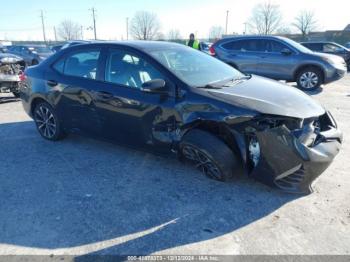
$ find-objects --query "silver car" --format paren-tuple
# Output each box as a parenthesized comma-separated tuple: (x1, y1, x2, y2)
(211, 36, 347, 91)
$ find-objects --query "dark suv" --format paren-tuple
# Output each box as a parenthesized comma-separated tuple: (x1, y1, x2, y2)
(211, 36, 347, 91)
(300, 41, 350, 70)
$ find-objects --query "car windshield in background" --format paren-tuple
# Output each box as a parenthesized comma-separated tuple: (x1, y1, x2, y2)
(29, 46, 52, 53)
(283, 38, 313, 53)
(149, 47, 244, 88)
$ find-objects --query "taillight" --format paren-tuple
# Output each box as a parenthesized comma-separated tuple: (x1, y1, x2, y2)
(209, 46, 216, 56)
(19, 72, 27, 82)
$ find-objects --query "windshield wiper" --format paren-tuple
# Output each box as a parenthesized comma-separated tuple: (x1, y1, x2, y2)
(195, 84, 222, 89)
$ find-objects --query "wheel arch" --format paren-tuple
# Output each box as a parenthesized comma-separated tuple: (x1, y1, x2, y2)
(30, 96, 51, 116)
(180, 120, 246, 169)
(293, 64, 325, 83)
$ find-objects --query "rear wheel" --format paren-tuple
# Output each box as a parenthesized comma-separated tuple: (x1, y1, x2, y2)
(296, 67, 323, 91)
(179, 129, 239, 182)
(33, 102, 65, 141)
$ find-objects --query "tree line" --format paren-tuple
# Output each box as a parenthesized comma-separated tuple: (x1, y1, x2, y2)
(56, 2, 317, 41)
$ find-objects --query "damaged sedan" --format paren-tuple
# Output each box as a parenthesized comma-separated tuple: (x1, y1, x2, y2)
(0, 52, 26, 97)
(19, 41, 342, 194)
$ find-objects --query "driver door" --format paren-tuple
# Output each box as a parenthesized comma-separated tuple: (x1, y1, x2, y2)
(92, 47, 177, 152)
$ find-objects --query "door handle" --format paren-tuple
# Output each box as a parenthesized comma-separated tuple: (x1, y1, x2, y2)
(47, 80, 58, 87)
(96, 91, 113, 99)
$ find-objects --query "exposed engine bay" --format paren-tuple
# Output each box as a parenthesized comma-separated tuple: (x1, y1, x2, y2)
(0, 54, 25, 96)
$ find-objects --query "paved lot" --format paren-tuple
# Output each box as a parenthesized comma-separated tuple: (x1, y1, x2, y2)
(0, 75, 349, 257)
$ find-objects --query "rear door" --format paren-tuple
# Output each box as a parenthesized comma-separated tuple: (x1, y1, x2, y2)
(256, 39, 297, 80)
(219, 39, 260, 74)
(46, 47, 105, 136)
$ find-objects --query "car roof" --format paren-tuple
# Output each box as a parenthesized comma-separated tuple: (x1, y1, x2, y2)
(215, 35, 292, 44)
(300, 41, 336, 44)
(66, 40, 185, 51)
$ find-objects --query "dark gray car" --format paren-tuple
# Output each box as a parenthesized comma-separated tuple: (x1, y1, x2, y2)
(300, 41, 350, 70)
(7, 45, 53, 66)
(212, 36, 347, 91)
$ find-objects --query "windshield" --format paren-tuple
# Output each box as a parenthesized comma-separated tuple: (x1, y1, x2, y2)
(29, 46, 52, 53)
(149, 46, 244, 87)
(282, 38, 313, 53)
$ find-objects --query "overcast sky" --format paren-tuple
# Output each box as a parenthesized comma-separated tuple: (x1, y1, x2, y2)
(0, 0, 349, 41)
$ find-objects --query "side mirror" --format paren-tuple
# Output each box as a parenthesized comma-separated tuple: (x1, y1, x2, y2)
(141, 79, 167, 93)
(281, 48, 292, 55)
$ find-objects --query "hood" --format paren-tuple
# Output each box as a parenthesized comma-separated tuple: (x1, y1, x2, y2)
(312, 52, 346, 63)
(207, 75, 325, 119)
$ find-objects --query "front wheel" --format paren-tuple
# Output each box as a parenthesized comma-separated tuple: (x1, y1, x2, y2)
(296, 67, 323, 91)
(33, 102, 65, 141)
(179, 129, 239, 182)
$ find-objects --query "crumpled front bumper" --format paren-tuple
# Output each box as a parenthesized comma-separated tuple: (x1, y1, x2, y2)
(249, 113, 342, 194)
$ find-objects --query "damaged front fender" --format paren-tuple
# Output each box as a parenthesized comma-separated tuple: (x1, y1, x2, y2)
(249, 119, 342, 194)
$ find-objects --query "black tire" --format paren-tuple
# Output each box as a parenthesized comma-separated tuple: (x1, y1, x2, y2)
(33, 102, 65, 141)
(32, 59, 39, 65)
(296, 67, 323, 91)
(12, 92, 20, 98)
(179, 129, 239, 182)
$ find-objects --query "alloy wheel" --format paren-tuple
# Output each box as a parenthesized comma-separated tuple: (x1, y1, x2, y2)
(182, 145, 222, 180)
(299, 72, 319, 89)
(34, 105, 57, 139)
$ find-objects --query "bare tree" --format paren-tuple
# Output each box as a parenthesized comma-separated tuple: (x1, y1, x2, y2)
(57, 20, 81, 41)
(293, 10, 317, 37)
(209, 26, 224, 40)
(167, 29, 182, 40)
(130, 11, 161, 40)
(248, 1, 282, 35)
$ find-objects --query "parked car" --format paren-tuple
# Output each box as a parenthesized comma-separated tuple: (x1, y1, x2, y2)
(20, 41, 342, 194)
(199, 41, 212, 54)
(0, 52, 26, 97)
(0, 47, 8, 53)
(7, 45, 53, 66)
(211, 36, 347, 91)
(300, 41, 350, 70)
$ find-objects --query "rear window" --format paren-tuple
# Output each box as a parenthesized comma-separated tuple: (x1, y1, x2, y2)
(53, 50, 100, 79)
(222, 39, 266, 52)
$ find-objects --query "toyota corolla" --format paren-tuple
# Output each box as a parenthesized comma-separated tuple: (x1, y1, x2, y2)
(19, 41, 343, 194)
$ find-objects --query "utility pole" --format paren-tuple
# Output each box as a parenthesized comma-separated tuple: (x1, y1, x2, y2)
(81, 25, 84, 40)
(244, 22, 248, 35)
(53, 26, 57, 42)
(90, 7, 97, 40)
(40, 10, 47, 43)
(225, 10, 229, 35)
(126, 17, 129, 40)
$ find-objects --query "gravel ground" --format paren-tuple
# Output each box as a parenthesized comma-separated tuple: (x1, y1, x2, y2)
(0, 75, 349, 258)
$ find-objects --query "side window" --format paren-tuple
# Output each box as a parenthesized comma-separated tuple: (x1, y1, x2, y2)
(222, 39, 266, 52)
(222, 40, 244, 51)
(53, 50, 101, 79)
(105, 49, 164, 89)
(324, 44, 343, 53)
(267, 40, 288, 53)
(244, 40, 267, 52)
